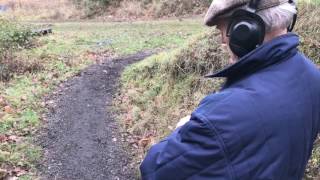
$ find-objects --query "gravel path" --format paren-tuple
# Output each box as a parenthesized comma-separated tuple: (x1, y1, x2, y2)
(38, 51, 154, 180)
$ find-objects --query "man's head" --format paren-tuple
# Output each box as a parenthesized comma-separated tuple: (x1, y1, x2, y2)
(204, 0, 297, 64)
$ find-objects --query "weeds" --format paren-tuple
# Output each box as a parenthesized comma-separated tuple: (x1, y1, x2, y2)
(119, 30, 227, 145)
(0, 0, 81, 21)
(0, 18, 36, 81)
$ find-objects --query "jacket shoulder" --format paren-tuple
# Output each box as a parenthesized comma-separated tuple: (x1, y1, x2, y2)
(195, 88, 255, 121)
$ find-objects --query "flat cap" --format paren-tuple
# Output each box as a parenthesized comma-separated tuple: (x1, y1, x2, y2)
(204, 0, 289, 26)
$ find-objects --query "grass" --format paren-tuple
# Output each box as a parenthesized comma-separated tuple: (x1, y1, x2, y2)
(0, 18, 204, 179)
(0, 0, 210, 21)
(0, 0, 81, 21)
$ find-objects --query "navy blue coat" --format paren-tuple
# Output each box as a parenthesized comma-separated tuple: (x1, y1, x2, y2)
(140, 33, 320, 180)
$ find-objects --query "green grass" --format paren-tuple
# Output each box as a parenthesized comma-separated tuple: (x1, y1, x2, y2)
(28, 19, 204, 56)
(0, 18, 204, 179)
(119, 30, 225, 138)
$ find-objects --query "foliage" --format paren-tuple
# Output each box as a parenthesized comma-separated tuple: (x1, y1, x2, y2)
(73, 0, 122, 17)
(119, 30, 227, 144)
(295, 3, 320, 65)
(0, 19, 33, 51)
(0, 19, 35, 81)
(151, 0, 211, 17)
(71, 0, 211, 18)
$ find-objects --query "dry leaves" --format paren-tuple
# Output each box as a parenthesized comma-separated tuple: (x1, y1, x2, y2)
(0, 169, 8, 179)
(4, 106, 14, 114)
(0, 134, 21, 143)
(20, 95, 27, 102)
(0, 112, 5, 120)
(0, 96, 6, 107)
(138, 137, 153, 148)
(0, 167, 28, 180)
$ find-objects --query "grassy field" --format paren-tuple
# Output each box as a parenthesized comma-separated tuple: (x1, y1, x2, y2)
(0, 19, 204, 179)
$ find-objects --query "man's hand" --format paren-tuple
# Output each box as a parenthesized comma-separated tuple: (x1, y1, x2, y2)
(176, 115, 191, 129)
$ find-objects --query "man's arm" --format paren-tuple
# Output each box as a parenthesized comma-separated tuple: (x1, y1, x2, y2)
(140, 113, 228, 180)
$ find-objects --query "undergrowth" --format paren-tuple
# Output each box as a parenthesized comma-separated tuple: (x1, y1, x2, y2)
(0, 0, 212, 20)
(0, 18, 38, 81)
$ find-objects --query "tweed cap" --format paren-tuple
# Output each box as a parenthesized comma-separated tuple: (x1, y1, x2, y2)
(204, 0, 289, 26)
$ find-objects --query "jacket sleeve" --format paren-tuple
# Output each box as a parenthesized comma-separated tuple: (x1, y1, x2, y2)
(140, 113, 227, 180)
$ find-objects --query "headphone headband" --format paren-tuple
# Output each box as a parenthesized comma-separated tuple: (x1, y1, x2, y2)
(248, 0, 262, 11)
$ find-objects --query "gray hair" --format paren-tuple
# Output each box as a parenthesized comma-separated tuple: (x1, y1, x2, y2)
(257, 2, 297, 32)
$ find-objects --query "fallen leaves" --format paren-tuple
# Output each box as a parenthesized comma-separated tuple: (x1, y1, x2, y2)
(12, 167, 27, 177)
(125, 132, 156, 150)
(20, 95, 27, 102)
(0, 112, 5, 119)
(0, 96, 6, 107)
(4, 106, 14, 114)
(0, 169, 7, 179)
(138, 137, 155, 148)
(0, 96, 15, 115)
(0, 134, 32, 179)
(0, 166, 28, 180)
(0, 134, 22, 144)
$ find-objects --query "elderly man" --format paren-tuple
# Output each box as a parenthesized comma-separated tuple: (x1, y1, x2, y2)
(140, 0, 320, 179)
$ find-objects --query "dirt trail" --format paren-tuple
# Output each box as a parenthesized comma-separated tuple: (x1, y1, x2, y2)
(38, 51, 154, 180)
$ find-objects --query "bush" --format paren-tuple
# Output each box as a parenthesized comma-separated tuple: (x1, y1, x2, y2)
(112, 0, 212, 19)
(153, 0, 211, 17)
(0, 18, 37, 81)
(0, 19, 33, 51)
(73, 0, 122, 17)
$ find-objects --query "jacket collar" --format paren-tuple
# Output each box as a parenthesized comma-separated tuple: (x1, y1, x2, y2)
(206, 33, 299, 80)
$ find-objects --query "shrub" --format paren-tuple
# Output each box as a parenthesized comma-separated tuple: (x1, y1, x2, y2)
(153, 0, 211, 17)
(73, 0, 122, 17)
(113, 0, 212, 19)
(0, 18, 38, 81)
(0, 18, 33, 51)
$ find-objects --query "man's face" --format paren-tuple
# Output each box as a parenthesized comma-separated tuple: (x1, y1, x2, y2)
(215, 18, 238, 64)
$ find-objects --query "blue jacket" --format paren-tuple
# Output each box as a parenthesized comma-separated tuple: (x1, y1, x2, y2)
(140, 33, 320, 180)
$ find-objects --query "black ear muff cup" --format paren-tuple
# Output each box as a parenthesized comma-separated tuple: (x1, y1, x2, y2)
(227, 9, 266, 58)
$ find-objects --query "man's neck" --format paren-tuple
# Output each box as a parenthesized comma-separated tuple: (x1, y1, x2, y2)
(264, 29, 288, 43)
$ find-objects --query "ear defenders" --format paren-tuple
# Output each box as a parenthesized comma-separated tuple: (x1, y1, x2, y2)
(227, 0, 297, 58)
